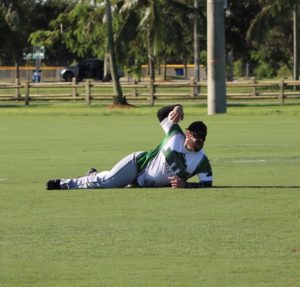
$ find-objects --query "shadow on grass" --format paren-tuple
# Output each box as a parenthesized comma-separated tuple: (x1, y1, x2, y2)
(0, 103, 52, 108)
(214, 185, 300, 189)
(227, 102, 300, 107)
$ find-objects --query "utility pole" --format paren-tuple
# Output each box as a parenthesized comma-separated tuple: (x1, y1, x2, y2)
(293, 2, 300, 84)
(194, 0, 200, 96)
(207, 0, 227, 114)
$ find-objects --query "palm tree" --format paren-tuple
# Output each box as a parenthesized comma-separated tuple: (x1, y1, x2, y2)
(293, 1, 299, 81)
(120, 0, 195, 82)
(104, 0, 127, 104)
(194, 0, 200, 91)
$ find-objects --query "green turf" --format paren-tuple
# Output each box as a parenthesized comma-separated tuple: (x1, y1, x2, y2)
(0, 103, 300, 286)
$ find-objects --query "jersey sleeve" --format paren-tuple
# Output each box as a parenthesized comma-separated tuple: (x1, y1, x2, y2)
(160, 118, 184, 135)
(184, 154, 213, 188)
(160, 117, 173, 134)
(196, 155, 213, 182)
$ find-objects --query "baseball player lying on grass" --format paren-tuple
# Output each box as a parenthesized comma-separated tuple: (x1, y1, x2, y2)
(46, 104, 213, 190)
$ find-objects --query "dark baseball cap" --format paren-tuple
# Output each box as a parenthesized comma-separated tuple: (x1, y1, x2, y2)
(186, 121, 207, 139)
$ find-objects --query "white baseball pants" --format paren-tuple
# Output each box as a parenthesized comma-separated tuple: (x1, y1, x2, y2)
(60, 152, 143, 189)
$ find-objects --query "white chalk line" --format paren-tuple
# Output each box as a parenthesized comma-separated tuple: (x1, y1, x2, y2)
(214, 157, 300, 163)
(233, 159, 266, 163)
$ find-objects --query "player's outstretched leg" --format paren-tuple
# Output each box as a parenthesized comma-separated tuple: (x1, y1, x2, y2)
(45, 152, 143, 190)
(46, 168, 97, 190)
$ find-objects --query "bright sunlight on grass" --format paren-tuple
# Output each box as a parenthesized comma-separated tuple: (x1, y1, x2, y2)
(0, 103, 299, 286)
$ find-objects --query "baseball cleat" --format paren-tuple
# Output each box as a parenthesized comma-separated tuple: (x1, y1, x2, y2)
(46, 179, 61, 190)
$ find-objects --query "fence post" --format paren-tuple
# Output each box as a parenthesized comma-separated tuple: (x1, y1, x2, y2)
(85, 80, 91, 105)
(24, 81, 30, 105)
(190, 77, 196, 98)
(251, 77, 257, 97)
(149, 79, 154, 106)
(132, 78, 138, 97)
(15, 78, 20, 100)
(279, 78, 285, 104)
(72, 77, 78, 98)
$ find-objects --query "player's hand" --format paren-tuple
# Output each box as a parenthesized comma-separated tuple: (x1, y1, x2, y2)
(168, 176, 185, 188)
(168, 106, 184, 123)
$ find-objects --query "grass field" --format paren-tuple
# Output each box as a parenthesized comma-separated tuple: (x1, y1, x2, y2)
(0, 103, 300, 287)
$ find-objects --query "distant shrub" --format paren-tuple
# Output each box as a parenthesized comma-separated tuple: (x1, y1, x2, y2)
(233, 59, 244, 78)
(253, 62, 276, 79)
(276, 65, 292, 79)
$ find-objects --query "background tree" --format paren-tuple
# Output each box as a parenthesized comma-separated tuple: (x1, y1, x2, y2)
(0, 0, 298, 81)
(28, 0, 71, 65)
(0, 0, 71, 65)
(105, 0, 126, 104)
(29, 1, 106, 65)
(155, 1, 198, 80)
(246, 0, 296, 78)
(224, 1, 260, 78)
(30, 0, 127, 104)
(120, 0, 175, 82)
(0, 0, 34, 65)
(119, 0, 196, 82)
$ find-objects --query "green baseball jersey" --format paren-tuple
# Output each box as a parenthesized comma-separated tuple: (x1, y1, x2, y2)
(136, 118, 212, 187)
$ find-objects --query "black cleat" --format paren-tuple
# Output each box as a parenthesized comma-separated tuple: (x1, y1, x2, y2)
(85, 168, 97, 176)
(46, 179, 61, 190)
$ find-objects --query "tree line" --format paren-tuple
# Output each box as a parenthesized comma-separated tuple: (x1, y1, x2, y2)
(0, 0, 298, 81)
